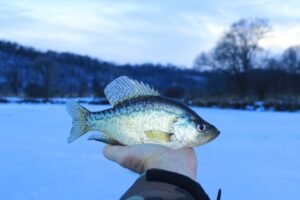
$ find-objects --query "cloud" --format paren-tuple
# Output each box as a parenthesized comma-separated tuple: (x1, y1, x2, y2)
(260, 25, 300, 52)
(0, 0, 300, 66)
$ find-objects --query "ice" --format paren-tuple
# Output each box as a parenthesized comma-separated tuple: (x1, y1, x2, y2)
(0, 104, 299, 200)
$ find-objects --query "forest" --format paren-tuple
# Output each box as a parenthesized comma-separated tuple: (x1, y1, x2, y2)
(0, 18, 299, 111)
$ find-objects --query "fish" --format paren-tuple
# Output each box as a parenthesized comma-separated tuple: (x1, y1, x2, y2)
(66, 76, 220, 149)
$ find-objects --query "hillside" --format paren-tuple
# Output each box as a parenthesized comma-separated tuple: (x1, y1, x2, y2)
(0, 40, 299, 111)
(0, 40, 206, 99)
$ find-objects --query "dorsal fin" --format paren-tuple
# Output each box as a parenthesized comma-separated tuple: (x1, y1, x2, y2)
(104, 76, 160, 106)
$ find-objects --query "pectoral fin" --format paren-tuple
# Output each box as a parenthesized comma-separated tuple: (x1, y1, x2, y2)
(144, 130, 171, 142)
(88, 134, 122, 145)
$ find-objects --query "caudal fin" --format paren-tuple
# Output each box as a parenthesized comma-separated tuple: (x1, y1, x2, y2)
(66, 101, 90, 143)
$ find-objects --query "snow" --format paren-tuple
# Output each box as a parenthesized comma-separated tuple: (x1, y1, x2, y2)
(0, 104, 299, 200)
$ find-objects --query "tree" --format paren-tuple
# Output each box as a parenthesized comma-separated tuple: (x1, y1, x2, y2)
(4, 64, 24, 96)
(281, 45, 300, 74)
(24, 83, 44, 98)
(194, 18, 271, 97)
(92, 78, 105, 97)
(264, 57, 282, 70)
(33, 56, 57, 98)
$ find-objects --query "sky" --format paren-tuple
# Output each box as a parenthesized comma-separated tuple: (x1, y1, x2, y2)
(0, 0, 300, 67)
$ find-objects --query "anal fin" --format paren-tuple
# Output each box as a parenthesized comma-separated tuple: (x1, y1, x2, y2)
(88, 133, 121, 145)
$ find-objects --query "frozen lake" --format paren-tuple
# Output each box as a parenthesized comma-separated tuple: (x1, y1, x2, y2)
(0, 104, 299, 200)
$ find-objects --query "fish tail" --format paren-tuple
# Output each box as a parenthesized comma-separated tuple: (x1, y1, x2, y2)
(66, 101, 90, 143)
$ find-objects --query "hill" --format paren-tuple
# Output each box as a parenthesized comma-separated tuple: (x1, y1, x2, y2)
(0, 40, 206, 99)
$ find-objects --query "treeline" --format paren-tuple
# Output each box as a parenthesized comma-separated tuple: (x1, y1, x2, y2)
(193, 18, 300, 107)
(0, 18, 300, 111)
(0, 40, 206, 99)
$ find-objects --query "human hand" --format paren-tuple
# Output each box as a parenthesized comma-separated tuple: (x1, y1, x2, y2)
(103, 144, 197, 180)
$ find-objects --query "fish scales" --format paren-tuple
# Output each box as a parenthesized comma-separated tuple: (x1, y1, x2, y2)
(89, 97, 178, 145)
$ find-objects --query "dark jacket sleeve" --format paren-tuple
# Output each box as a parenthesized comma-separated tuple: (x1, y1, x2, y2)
(121, 169, 210, 200)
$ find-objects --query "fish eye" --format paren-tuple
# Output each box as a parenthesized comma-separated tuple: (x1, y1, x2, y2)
(197, 124, 206, 132)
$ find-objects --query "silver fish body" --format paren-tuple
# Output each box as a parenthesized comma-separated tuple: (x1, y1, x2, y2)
(66, 76, 220, 149)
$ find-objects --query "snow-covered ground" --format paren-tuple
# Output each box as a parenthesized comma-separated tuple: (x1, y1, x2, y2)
(0, 104, 299, 200)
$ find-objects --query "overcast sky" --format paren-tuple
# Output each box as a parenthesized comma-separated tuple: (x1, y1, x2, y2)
(0, 0, 299, 67)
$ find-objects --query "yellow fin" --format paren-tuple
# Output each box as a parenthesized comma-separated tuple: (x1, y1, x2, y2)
(145, 130, 171, 142)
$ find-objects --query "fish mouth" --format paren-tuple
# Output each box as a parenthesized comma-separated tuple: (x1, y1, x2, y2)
(206, 129, 220, 142)
(211, 128, 220, 137)
(198, 127, 220, 145)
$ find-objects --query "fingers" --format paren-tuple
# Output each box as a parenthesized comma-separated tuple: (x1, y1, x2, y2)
(103, 145, 129, 163)
(102, 144, 198, 179)
(103, 145, 143, 173)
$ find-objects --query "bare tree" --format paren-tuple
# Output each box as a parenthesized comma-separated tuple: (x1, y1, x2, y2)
(281, 45, 300, 74)
(33, 56, 57, 98)
(195, 18, 271, 97)
(4, 64, 23, 96)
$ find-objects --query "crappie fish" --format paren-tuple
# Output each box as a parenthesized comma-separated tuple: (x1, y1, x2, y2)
(66, 76, 220, 149)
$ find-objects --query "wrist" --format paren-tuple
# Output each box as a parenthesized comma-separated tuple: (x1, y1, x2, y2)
(145, 160, 197, 180)
(144, 169, 209, 200)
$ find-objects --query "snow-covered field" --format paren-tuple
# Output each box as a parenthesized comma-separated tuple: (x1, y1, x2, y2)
(0, 104, 299, 200)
